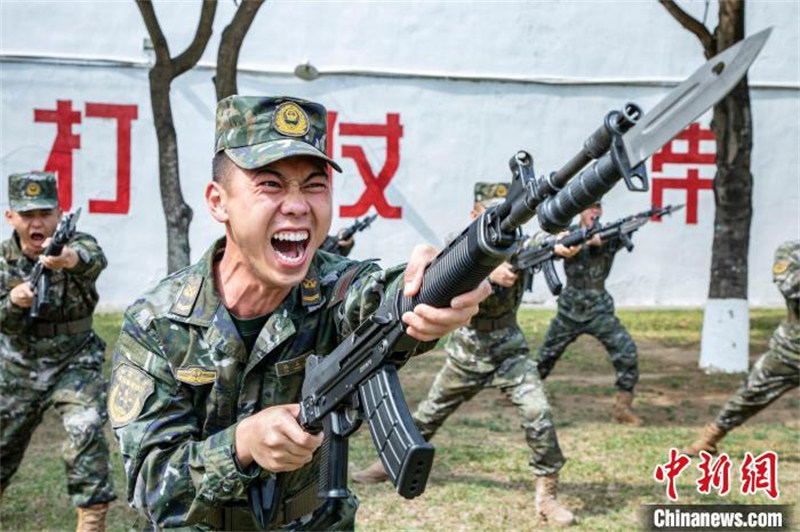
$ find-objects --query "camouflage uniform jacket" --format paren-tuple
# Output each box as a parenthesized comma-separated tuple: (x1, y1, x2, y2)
(559, 225, 624, 322)
(772, 240, 800, 362)
(110, 239, 431, 529)
(0, 232, 107, 381)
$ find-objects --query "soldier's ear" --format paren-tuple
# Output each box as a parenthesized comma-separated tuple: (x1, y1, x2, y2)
(205, 182, 229, 223)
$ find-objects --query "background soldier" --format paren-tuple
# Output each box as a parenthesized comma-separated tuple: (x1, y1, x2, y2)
(0, 172, 115, 532)
(683, 240, 800, 455)
(109, 96, 488, 531)
(536, 202, 644, 425)
(321, 230, 355, 256)
(352, 182, 580, 527)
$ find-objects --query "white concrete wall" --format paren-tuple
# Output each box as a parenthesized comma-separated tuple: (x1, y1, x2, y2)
(1, 1, 798, 310)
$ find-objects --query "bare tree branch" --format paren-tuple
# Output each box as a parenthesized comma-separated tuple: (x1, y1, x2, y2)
(173, 0, 218, 77)
(136, 0, 218, 272)
(135, 0, 172, 65)
(658, 0, 716, 57)
(216, 0, 266, 100)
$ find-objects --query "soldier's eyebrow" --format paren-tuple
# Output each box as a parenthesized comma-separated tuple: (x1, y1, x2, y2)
(255, 168, 329, 183)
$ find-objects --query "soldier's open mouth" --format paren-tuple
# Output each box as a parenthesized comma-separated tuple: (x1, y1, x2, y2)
(271, 230, 310, 266)
(29, 232, 45, 245)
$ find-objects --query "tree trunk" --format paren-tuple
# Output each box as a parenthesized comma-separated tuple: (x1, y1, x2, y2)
(149, 67, 193, 273)
(660, 0, 752, 372)
(708, 2, 751, 300)
(215, 0, 266, 101)
(137, 0, 216, 273)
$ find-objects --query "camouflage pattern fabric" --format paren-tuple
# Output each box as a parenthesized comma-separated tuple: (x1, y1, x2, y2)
(215, 95, 342, 172)
(7, 171, 59, 212)
(412, 272, 566, 477)
(537, 231, 639, 392)
(0, 231, 115, 507)
(474, 181, 510, 208)
(714, 240, 800, 431)
(110, 239, 433, 530)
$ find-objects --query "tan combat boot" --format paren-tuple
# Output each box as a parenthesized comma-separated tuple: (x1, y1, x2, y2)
(681, 422, 727, 456)
(534, 473, 575, 527)
(613, 390, 644, 426)
(76, 502, 109, 532)
(351, 459, 389, 484)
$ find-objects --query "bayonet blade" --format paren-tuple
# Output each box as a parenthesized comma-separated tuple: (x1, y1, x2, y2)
(623, 28, 771, 167)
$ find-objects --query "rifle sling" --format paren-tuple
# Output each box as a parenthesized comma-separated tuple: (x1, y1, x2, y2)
(469, 314, 517, 332)
(34, 316, 93, 338)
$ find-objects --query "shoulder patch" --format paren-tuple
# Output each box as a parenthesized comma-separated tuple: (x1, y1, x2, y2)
(171, 274, 203, 317)
(108, 363, 155, 428)
(176, 366, 218, 386)
(773, 259, 790, 276)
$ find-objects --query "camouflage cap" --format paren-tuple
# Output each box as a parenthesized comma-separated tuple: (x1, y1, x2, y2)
(215, 95, 342, 173)
(474, 182, 510, 208)
(8, 171, 59, 212)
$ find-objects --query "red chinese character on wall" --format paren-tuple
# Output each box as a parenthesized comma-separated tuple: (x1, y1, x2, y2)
(34, 100, 81, 210)
(696, 451, 732, 496)
(740, 451, 779, 499)
(33, 99, 137, 214)
(650, 122, 715, 224)
(654, 448, 692, 501)
(327, 111, 403, 219)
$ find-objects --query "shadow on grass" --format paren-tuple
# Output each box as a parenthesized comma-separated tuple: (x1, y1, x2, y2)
(562, 481, 654, 518)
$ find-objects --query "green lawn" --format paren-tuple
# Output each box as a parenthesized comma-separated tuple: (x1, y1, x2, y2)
(1, 309, 796, 531)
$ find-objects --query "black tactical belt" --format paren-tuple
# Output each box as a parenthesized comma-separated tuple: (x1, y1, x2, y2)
(34, 316, 93, 338)
(566, 280, 606, 290)
(470, 314, 517, 332)
(222, 479, 322, 530)
(261, 479, 323, 527)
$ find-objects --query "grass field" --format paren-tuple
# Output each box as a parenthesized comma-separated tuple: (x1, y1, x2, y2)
(1, 309, 797, 531)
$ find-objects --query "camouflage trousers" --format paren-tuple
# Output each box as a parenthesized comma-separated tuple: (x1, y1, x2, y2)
(412, 325, 566, 477)
(714, 349, 799, 432)
(0, 335, 115, 507)
(537, 310, 639, 392)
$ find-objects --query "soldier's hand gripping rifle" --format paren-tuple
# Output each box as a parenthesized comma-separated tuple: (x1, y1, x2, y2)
(249, 28, 770, 528)
(510, 204, 683, 295)
(320, 214, 378, 253)
(27, 208, 81, 319)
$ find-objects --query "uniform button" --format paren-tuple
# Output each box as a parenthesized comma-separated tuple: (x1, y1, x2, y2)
(274, 320, 283, 332)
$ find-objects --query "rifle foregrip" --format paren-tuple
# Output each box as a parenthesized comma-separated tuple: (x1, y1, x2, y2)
(537, 150, 620, 233)
(398, 221, 504, 314)
(359, 365, 434, 499)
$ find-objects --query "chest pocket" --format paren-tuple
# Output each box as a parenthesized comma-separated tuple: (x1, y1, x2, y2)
(260, 311, 323, 408)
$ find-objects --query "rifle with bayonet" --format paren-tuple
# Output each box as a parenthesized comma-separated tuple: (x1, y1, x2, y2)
(248, 28, 770, 528)
(510, 204, 683, 295)
(27, 208, 81, 319)
(320, 214, 378, 253)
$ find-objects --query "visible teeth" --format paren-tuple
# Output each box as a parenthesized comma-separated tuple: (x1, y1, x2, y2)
(275, 242, 306, 265)
(273, 230, 309, 242)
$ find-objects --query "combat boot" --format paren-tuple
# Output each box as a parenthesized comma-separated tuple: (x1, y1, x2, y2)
(76, 502, 109, 532)
(613, 390, 644, 426)
(351, 459, 389, 484)
(681, 422, 727, 456)
(534, 473, 575, 527)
